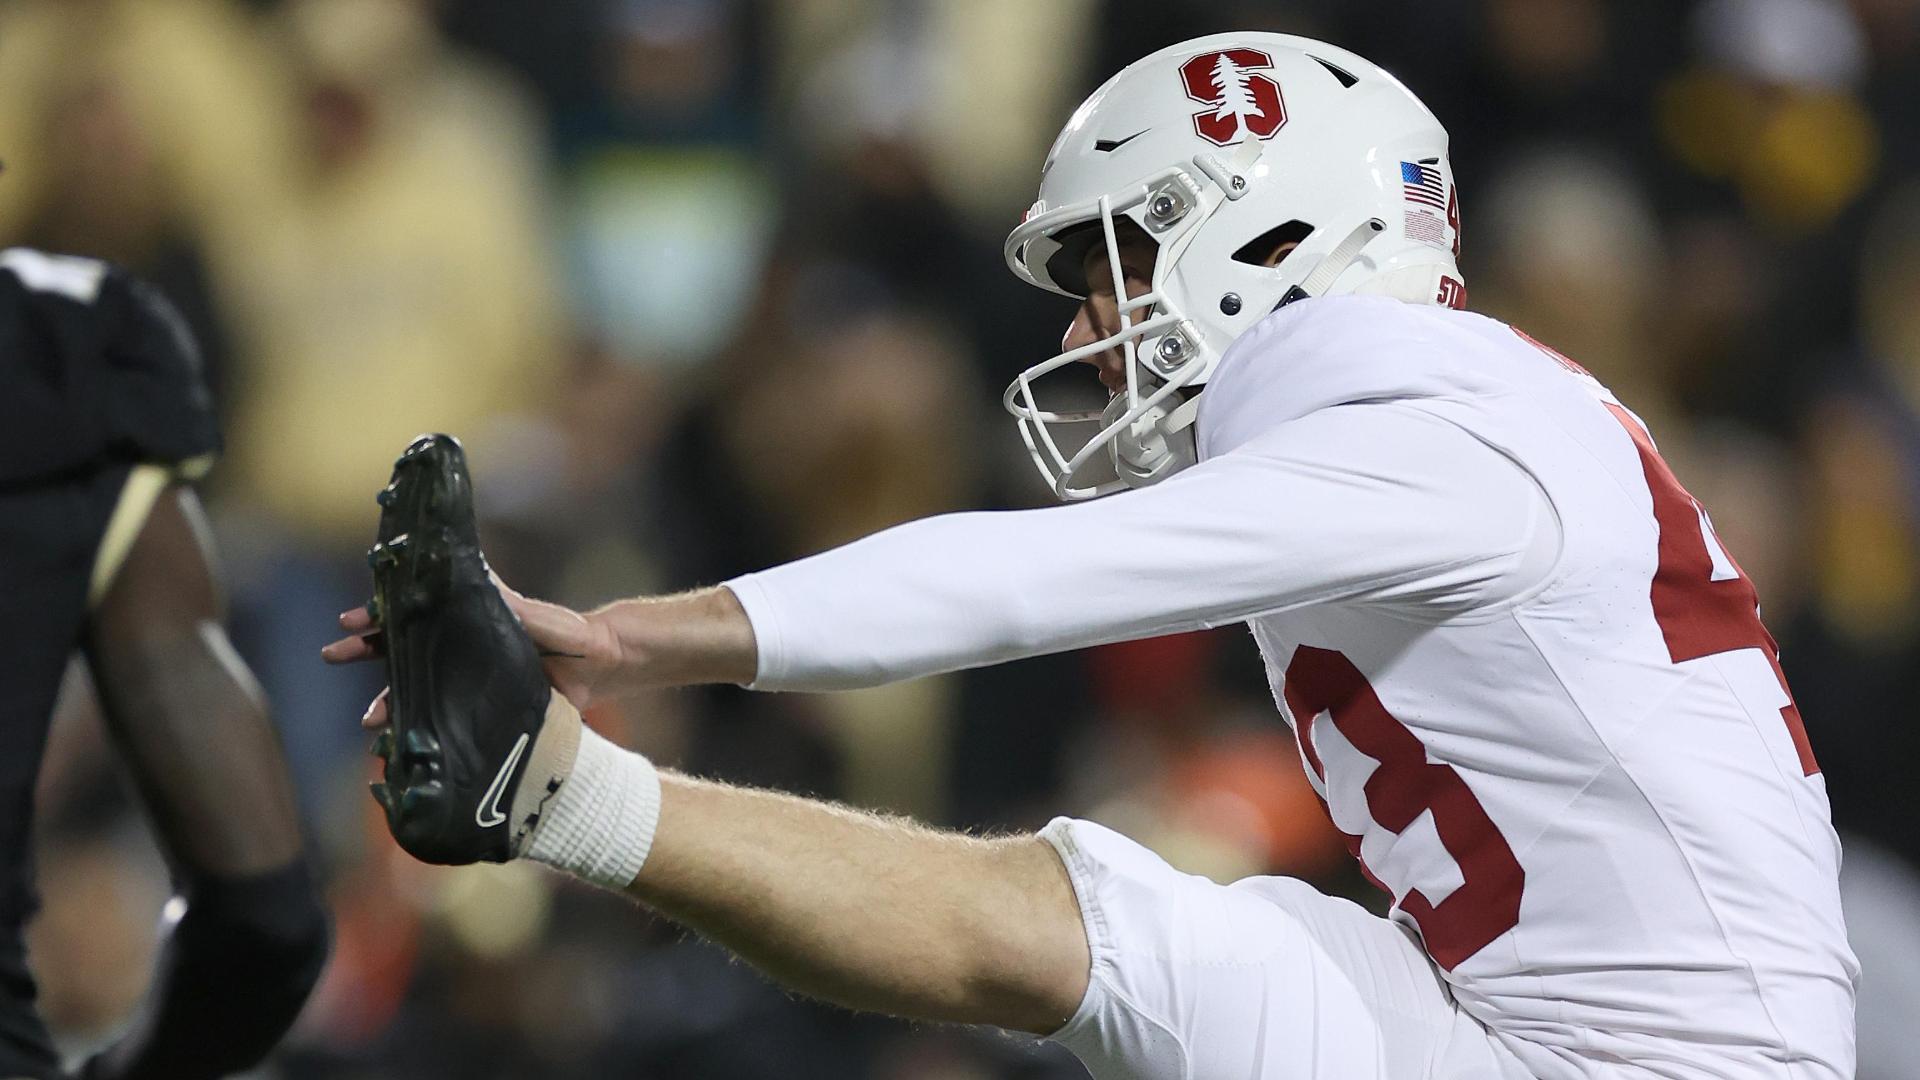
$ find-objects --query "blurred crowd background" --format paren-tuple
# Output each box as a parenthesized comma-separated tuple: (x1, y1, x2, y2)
(5, 0, 1919, 1077)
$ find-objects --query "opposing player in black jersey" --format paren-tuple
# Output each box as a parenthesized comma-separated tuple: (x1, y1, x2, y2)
(0, 248, 328, 1079)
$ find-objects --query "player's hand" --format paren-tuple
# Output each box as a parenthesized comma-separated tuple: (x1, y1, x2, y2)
(487, 571, 624, 710)
(322, 573, 622, 719)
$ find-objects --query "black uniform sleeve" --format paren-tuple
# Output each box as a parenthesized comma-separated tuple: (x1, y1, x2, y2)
(0, 250, 220, 485)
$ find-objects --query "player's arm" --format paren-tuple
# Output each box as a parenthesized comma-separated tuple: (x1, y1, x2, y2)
(745, 404, 1554, 688)
(79, 481, 328, 1080)
(329, 400, 1555, 702)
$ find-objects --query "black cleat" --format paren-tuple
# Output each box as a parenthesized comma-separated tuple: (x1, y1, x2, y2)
(365, 434, 577, 865)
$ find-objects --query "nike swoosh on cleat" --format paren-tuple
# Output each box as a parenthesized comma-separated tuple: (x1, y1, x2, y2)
(476, 732, 530, 828)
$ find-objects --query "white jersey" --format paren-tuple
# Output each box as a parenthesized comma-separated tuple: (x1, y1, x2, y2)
(727, 294, 1858, 1078)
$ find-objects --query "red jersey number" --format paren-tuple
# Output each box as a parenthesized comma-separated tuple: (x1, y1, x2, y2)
(1516, 328, 1817, 775)
(1283, 647, 1525, 970)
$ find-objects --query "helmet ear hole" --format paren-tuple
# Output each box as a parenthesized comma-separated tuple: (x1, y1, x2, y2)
(1232, 220, 1316, 268)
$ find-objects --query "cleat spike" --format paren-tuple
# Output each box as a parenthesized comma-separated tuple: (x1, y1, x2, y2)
(402, 727, 439, 758)
(370, 782, 394, 811)
(399, 787, 427, 817)
(377, 487, 395, 507)
(370, 729, 393, 759)
(366, 595, 382, 624)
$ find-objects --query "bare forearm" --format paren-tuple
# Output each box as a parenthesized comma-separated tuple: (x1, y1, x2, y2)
(89, 487, 305, 877)
(94, 626, 305, 875)
(590, 587, 758, 693)
(627, 773, 1087, 1034)
(493, 585, 760, 707)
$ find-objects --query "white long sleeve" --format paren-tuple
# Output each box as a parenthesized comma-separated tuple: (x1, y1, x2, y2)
(725, 401, 1557, 692)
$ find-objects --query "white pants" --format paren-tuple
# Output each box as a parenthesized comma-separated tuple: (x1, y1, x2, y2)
(1041, 818, 1533, 1080)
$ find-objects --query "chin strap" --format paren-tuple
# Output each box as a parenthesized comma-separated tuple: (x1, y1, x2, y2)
(1276, 218, 1386, 309)
(1162, 390, 1203, 437)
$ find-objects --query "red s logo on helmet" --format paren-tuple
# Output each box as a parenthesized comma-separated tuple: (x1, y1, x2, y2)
(1180, 49, 1287, 146)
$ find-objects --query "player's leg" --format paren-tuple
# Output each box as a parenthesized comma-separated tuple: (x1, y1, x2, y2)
(529, 712, 1523, 1078)
(1042, 817, 1532, 1080)
(622, 768, 1091, 1034)
(397, 690, 1094, 1034)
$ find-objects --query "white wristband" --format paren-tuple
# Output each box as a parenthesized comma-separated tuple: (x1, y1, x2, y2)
(525, 726, 661, 890)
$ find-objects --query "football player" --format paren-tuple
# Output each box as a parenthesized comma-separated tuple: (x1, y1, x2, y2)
(1, 248, 328, 1079)
(329, 33, 1856, 1079)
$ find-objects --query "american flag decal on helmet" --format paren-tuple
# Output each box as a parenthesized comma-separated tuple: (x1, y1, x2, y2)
(1402, 161, 1448, 209)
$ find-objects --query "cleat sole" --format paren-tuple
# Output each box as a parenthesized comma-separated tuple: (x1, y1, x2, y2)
(363, 432, 552, 866)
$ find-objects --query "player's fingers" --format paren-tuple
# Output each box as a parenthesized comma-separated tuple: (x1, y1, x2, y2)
(500, 589, 544, 632)
(361, 688, 390, 729)
(320, 636, 365, 664)
(322, 607, 384, 663)
(321, 631, 384, 664)
(490, 571, 588, 653)
(489, 570, 538, 628)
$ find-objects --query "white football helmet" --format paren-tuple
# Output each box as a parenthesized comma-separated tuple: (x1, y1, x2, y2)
(1005, 33, 1466, 500)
